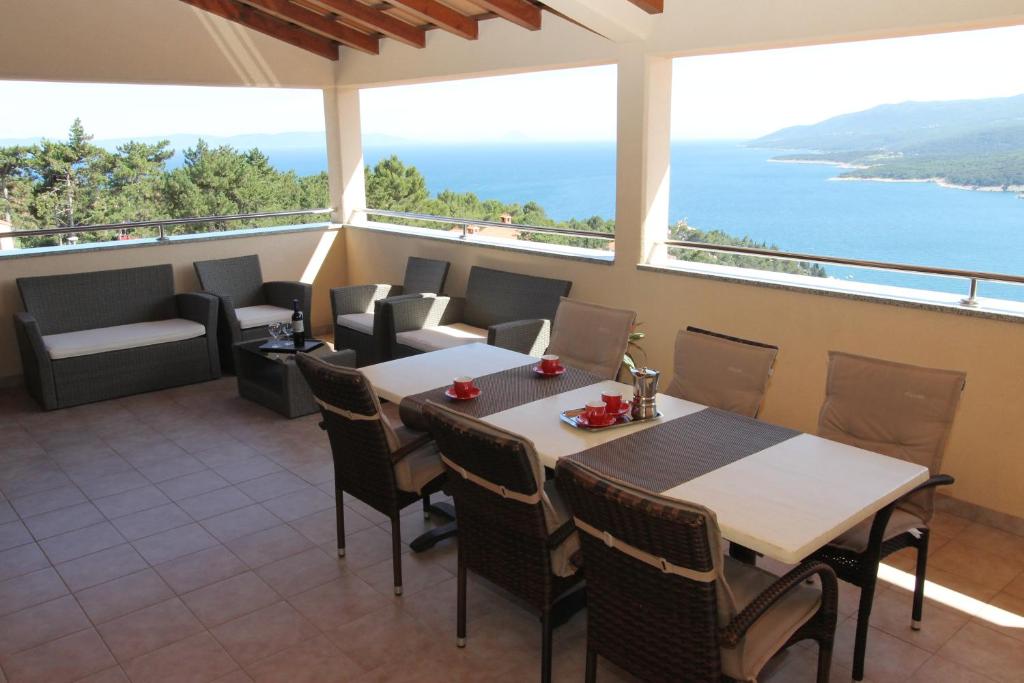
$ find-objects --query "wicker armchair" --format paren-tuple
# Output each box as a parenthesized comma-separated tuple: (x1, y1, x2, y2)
(422, 402, 584, 683)
(15, 264, 220, 410)
(379, 266, 572, 359)
(545, 298, 636, 380)
(555, 458, 838, 683)
(331, 256, 450, 366)
(194, 254, 311, 372)
(665, 326, 779, 418)
(296, 354, 452, 595)
(809, 351, 966, 681)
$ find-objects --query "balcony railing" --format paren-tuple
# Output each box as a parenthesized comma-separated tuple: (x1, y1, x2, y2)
(662, 240, 1024, 308)
(362, 208, 616, 242)
(1, 209, 334, 245)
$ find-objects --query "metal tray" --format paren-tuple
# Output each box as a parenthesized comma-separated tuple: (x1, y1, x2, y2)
(559, 407, 662, 432)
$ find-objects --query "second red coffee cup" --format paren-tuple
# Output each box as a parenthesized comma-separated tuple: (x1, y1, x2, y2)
(584, 401, 607, 422)
(540, 354, 562, 373)
(452, 376, 475, 398)
(601, 391, 623, 412)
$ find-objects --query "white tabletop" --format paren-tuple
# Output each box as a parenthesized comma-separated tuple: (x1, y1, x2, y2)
(362, 346, 930, 564)
(360, 343, 537, 404)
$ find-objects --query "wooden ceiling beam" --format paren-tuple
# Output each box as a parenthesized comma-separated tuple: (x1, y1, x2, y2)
(386, 0, 478, 40)
(310, 0, 426, 48)
(236, 0, 379, 53)
(472, 0, 541, 30)
(180, 0, 341, 59)
(627, 0, 663, 13)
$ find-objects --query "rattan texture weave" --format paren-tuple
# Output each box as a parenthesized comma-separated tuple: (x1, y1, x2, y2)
(567, 407, 799, 493)
(398, 362, 603, 430)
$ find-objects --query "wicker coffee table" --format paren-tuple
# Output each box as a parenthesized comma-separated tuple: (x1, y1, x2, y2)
(233, 339, 356, 418)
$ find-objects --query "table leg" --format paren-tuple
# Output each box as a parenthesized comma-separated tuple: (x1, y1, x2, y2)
(409, 501, 457, 553)
(729, 542, 758, 565)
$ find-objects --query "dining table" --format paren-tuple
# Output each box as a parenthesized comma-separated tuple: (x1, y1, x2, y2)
(361, 343, 929, 564)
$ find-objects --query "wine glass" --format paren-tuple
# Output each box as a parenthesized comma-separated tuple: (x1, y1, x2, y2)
(267, 322, 283, 341)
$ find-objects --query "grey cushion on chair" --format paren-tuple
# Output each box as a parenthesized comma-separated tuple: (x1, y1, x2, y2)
(818, 351, 966, 523)
(666, 327, 779, 418)
(546, 298, 636, 380)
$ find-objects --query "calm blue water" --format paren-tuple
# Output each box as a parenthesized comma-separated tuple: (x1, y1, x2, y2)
(262, 142, 1024, 302)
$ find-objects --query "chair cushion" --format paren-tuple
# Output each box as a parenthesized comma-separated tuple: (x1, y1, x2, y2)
(336, 312, 375, 335)
(543, 479, 581, 578)
(720, 558, 822, 681)
(393, 441, 444, 494)
(547, 297, 636, 380)
(43, 319, 206, 360)
(828, 509, 925, 553)
(235, 305, 293, 330)
(396, 323, 488, 353)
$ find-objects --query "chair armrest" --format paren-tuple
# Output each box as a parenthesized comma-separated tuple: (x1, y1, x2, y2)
(908, 473, 955, 496)
(386, 296, 464, 334)
(176, 292, 219, 328)
(488, 319, 551, 356)
(264, 281, 312, 327)
(720, 561, 838, 647)
(330, 283, 396, 317)
(13, 312, 57, 409)
(389, 432, 433, 465)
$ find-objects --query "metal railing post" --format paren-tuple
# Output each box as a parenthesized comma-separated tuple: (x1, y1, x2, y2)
(156, 225, 168, 242)
(461, 223, 468, 240)
(960, 278, 979, 307)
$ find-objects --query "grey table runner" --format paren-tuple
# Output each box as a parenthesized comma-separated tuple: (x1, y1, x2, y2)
(566, 407, 799, 492)
(398, 362, 604, 430)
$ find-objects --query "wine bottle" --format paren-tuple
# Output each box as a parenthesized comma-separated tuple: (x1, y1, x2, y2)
(291, 299, 305, 348)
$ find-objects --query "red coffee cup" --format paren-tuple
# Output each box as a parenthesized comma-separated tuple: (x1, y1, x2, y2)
(453, 376, 475, 398)
(601, 391, 623, 412)
(540, 354, 562, 373)
(585, 401, 607, 422)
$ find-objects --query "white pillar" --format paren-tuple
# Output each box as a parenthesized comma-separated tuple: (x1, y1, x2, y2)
(613, 45, 672, 266)
(323, 86, 366, 224)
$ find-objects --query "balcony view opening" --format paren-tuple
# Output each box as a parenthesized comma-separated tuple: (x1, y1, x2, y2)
(666, 25, 1024, 304)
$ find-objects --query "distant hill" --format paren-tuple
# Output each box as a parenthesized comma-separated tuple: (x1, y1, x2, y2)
(750, 94, 1024, 191)
(0, 131, 409, 152)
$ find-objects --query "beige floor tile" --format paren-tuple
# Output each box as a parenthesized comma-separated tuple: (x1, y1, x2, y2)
(92, 486, 172, 520)
(907, 655, 998, 682)
(75, 569, 174, 624)
(181, 571, 280, 627)
(154, 545, 248, 595)
(235, 472, 310, 503)
(131, 523, 220, 565)
(288, 575, 391, 632)
(54, 543, 149, 592)
(75, 666, 131, 682)
(977, 590, 1024, 643)
(325, 603, 439, 672)
(867, 586, 970, 652)
(0, 544, 49, 583)
(38, 522, 124, 565)
(200, 505, 281, 543)
(225, 524, 314, 568)
(177, 487, 254, 521)
(210, 601, 320, 666)
(244, 634, 364, 682)
(110, 503, 193, 542)
(123, 632, 239, 683)
(155, 471, 231, 502)
(0, 595, 90, 657)
(831, 615, 932, 683)
(930, 540, 1022, 594)
(9, 486, 87, 519)
(96, 597, 205, 662)
(326, 526, 401, 571)
(0, 567, 68, 617)
(254, 547, 347, 597)
(1, 628, 115, 683)
(261, 488, 334, 523)
(355, 548, 453, 598)
(937, 621, 1024, 682)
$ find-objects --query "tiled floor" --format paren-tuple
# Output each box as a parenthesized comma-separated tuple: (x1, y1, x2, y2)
(0, 378, 1022, 682)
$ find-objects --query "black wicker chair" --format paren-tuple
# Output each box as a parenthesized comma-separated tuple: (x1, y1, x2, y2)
(194, 254, 312, 372)
(556, 458, 838, 683)
(422, 402, 584, 683)
(379, 266, 571, 359)
(296, 354, 453, 595)
(331, 256, 450, 366)
(809, 351, 966, 681)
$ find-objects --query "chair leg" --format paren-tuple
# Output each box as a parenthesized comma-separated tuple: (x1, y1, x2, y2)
(422, 494, 432, 520)
(852, 576, 878, 681)
(585, 647, 597, 683)
(912, 530, 930, 630)
(390, 514, 403, 596)
(541, 610, 553, 683)
(335, 490, 346, 558)
(816, 638, 833, 683)
(456, 542, 467, 648)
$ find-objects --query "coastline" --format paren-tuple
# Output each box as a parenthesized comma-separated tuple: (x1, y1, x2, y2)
(828, 175, 1024, 193)
(768, 158, 869, 170)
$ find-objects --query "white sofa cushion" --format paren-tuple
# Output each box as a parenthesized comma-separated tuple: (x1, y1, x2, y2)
(396, 323, 488, 353)
(43, 319, 206, 360)
(336, 313, 375, 335)
(235, 305, 293, 330)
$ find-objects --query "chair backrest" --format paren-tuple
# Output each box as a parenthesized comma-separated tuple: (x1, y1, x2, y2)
(818, 351, 966, 521)
(193, 255, 266, 308)
(462, 266, 572, 329)
(665, 327, 779, 418)
(402, 257, 450, 295)
(546, 298, 637, 380)
(296, 353, 402, 505)
(555, 458, 733, 681)
(423, 402, 558, 602)
(17, 264, 178, 335)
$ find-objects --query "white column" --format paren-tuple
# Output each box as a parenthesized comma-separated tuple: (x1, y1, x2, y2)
(323, 86, 366, 224)
(613, 45, 672, 266)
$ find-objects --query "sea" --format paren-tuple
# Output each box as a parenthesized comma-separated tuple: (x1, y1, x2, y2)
(260, 141, 1024, 302)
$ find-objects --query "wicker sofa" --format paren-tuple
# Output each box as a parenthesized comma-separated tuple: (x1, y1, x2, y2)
(14, 264, 220, 410)
(378, 266, 572, 358)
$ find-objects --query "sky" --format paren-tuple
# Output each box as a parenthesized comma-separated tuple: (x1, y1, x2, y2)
(1, 24, 1022, 144)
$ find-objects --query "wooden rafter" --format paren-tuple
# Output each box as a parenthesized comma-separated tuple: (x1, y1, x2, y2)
(180, 0, 341, 59)
(235, 0, 379, 53)
(307, 0, 426, 48)
(386, 0, 478, 40)
(472, 0, 541, 30)
(626, 0, 663, 13)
